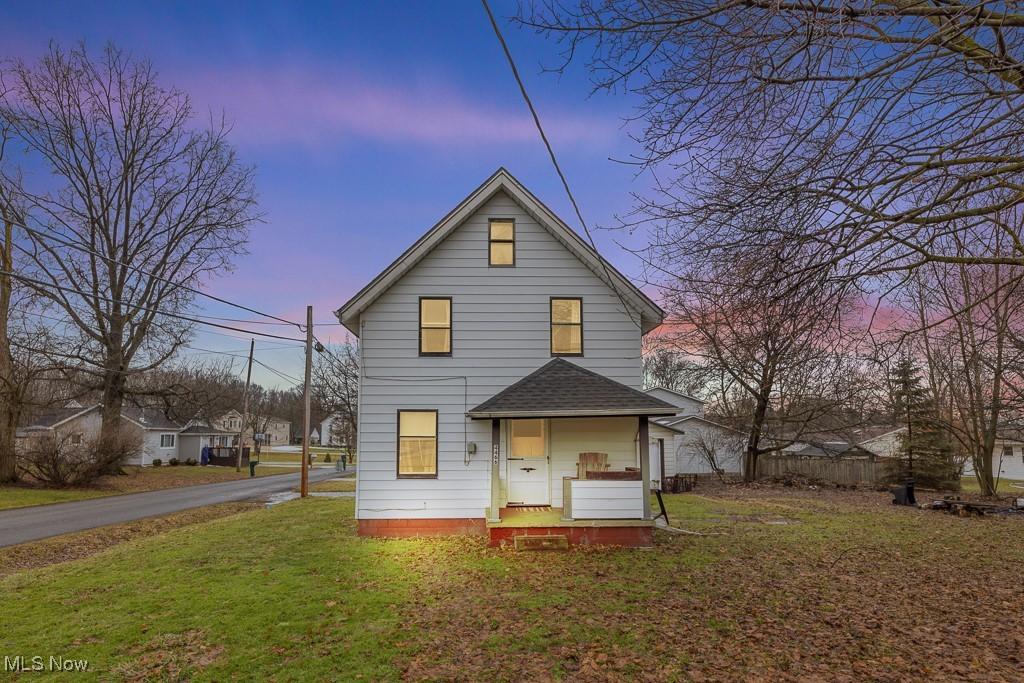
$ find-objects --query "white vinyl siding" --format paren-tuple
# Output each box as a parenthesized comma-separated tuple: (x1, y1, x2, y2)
(356, 190, 644, 520)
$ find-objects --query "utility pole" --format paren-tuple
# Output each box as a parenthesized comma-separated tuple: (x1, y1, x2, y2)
(237, 338, 255, 473)
(301, 305, 312, 497)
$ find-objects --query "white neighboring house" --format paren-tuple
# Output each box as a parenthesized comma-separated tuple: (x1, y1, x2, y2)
(18, 403, 182, 466)
(644, 388, 746, 483)
(860, 426, 1024, 481)
(319, 413, 343, 447)
(336, 168, 678, 546)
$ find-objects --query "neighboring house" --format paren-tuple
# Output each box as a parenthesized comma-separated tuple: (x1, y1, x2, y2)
(176, 421, 237, 463)
(855, 426, 905, 460)
(859, 425, 1024, 481)
(308, 427, 321, 446)
(18, 403, 182, 466)
(644, 387, 705, 417)
(216, 410, 290, 448)
(336, 168, 678, 546)
(319, 412, 353, 449)
(645, 388, 746, 482)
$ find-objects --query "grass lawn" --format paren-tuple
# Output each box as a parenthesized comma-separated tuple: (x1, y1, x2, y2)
(308, 476, 356, 493)
(4, 487, 1024, 680)
(257, 450, 353, 466)
(0, 465, 299, 511)
(960, 476, 1024, 494)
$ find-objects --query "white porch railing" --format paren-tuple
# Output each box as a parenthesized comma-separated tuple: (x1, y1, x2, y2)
(561, 477, 646, 520)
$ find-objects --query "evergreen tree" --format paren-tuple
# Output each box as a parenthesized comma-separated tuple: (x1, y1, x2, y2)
(889, 357, 958, 489)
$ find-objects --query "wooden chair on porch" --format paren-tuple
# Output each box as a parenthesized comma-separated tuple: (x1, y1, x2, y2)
(576, 452, 609, 480)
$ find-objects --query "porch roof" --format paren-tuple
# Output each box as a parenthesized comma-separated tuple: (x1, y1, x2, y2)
(467, 358, 678, 419)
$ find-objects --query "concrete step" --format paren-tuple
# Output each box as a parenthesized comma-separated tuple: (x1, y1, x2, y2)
(513, 534, 569, 551)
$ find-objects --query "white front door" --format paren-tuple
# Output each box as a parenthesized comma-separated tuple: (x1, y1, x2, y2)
(507, 419, 549, 506)
(507, 456, 549, 505)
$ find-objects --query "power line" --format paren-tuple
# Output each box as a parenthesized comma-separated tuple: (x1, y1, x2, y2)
(1, 268, 307, 342)
(480, 0, 641, 328)
(10, 219, 303, 329)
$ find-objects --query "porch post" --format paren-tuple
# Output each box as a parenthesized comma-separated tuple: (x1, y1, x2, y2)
(639, 416, 652, 520)
(488, 418, 501, 522)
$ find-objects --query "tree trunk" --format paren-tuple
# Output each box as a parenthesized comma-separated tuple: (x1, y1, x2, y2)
(98, 353, 127, 472)
(974, 445, 996, 497)
(0, 216, 17, 483)
(743, 395, 770, 483)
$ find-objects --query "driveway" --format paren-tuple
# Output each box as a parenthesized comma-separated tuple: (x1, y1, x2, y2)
(0, 468, 347, 548)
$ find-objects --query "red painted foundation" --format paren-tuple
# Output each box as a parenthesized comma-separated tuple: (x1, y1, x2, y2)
(357, 518, 486, 538)
(487, 525, 653, 548)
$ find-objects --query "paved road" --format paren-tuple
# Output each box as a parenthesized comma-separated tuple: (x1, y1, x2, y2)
(0, 468, 347, 548)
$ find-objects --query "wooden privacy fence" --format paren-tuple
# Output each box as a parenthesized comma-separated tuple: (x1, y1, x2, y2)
(757, 456, 893, 486)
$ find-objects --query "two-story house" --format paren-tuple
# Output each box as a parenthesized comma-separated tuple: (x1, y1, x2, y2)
(336, 169, 678, 547)
(215, 410, 290, 448)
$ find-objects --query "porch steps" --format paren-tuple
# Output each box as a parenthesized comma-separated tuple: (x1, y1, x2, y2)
(513, 534, 569, 551)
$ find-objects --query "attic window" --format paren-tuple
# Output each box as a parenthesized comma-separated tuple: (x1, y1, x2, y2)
(489, 219, 515, 266)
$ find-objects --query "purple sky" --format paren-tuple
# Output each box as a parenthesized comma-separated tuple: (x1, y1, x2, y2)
(5, 1, 656, 387)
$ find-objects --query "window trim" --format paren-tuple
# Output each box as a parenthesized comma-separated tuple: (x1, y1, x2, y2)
(396, 409, 439, 479)
(418, 296, 453, 357)
(160, 433, 176, 449)
(488, 218, 516, 267)
(550, 297, 584, 357)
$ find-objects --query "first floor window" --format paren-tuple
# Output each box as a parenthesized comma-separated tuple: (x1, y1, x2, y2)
(160, 434, 176, 448)
(550, 297, 583, 355)
(68, 433, 83, 447)
(398, 410, 438, 477)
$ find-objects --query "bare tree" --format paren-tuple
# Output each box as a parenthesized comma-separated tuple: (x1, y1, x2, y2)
(312, 340, 359, 450)
(0, 115, 19, 481)
(899, 240, 1024, 495)
(0, 44, 257, 453)
(690, 428, 746, 482)
(641, 338, 700, 393)
(661, 253, 867, 482)
(522, 2, 1024, 288)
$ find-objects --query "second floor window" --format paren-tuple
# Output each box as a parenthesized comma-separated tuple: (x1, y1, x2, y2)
(550, 298, 583, 356)
(419, 297, 452, 355)
(489, 219, 515, 266)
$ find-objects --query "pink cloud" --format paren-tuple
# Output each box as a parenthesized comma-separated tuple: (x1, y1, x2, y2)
(180, 65, 612, 148)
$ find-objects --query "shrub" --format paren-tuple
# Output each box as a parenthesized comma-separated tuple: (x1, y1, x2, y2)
(152, 458, 162, 467)
(169, 458, 180, 467)
(19, 429, 144, 487)
(323, 454, 332, 463)
(185, 458, 197, 466)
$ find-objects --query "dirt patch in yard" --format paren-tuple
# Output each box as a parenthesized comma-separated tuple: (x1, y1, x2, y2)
(0, 502, 259, 576)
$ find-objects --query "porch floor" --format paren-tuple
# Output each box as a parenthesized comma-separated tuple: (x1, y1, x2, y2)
(488, 507, 653, 528)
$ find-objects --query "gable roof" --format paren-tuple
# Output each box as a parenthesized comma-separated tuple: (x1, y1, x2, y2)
(120, 406, 182, 431)
(20, 403, 100, 430)
(21, 404, 180, 432)
(645, 386, 705, 406)
(655, 414, 746, 435)
(335, 168, 664, 336)
(467, 358, 678, 419)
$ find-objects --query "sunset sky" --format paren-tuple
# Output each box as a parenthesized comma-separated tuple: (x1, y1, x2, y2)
(4, 1, 653, 387)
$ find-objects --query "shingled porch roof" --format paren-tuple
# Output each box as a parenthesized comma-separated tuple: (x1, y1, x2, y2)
(467, 359, 679, 419)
